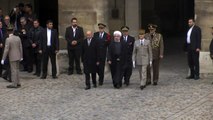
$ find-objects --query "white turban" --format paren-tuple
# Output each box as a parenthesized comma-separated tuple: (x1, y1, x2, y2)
(113, 31, 122, 36)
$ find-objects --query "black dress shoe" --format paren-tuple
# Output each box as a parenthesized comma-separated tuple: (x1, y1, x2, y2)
(2, 76, 12, 82)
(85, 86, 91, 90)
(99, 82, 103, 86)
(186, 76, 194, 79)
(153, 82, 158, 86)
(17, 84, 21, 87)
(77, 72, 83, 75)
(146, 82, 151, 85)
(33, 73, 37, 75)
(52, 76, 58, 79)
(40, 76, 46, 79)
(93, 84, 97, 88)
(194, 76, 200, 80)
(68, 72, 73, 75)
(7, 85, 18, 88)
(28, 70, 33, 73)
(140, 86, 146, 90)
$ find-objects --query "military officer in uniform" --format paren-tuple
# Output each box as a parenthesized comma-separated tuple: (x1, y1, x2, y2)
(133, 29, 152, 90)
(93, 23, 111, 86)
(120, 26, 135, 86)
(145, 24, 164, 86)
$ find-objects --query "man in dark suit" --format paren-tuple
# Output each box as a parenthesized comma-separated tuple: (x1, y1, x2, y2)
(209, 27, 213, 84)
(29, 19, 43, 77)
(93, 23, 111, 86)
(65, 18, 84, 75)
(82, 31, 100, 90)
(185, 18, 202, 80)
(39, 20, 59, 79)
(120, 26, 135, 86)
(18, 17, 33, 72)
(107, 31, 127, 89)
(0, 21, 5, 77)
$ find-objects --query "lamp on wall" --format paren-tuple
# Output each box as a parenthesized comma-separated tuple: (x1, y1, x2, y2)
(111, 0, 119, 19)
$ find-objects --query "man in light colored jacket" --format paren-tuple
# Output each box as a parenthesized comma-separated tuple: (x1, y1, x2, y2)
(1, 26, 23, 88)
(133, 29, 152, 90)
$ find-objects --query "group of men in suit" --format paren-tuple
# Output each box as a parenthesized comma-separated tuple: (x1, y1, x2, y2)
(78, 21, 164, 90)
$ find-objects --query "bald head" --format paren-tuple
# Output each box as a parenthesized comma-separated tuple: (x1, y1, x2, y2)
(86, 31, 93, 39)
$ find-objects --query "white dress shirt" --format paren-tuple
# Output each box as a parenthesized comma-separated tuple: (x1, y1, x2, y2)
(72, 26, 77, 37)
(87, 39, 91, 46)
(187, 25, 194, 44)
(140, 39, 145, 45)
(47, 28, 51, 46)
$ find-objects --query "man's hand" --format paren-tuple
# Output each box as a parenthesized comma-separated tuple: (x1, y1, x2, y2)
(150, 61, 152, 66)
(0, 43, 3, 48)
(108, 61, 112, 65)
(39, 50, 42, 54)
(96, 62, 100, 66)
(132, 61, 135, 68)
(71, 40, 77, 46)
(55, 50, 58, 54)
(160, 55, 164, 59)
(32, 43, 37, 48)
(196, 48, 200, 52)
(1, 60, 4, 65)
(20, 58, 23, 61)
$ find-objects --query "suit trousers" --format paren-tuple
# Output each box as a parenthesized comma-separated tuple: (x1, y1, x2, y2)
(110, 61, 122, 87)
(10, 61, 20, 86)
(122, 62, 133, 84)
(187, 50, 199, 77)
(68, 48, 81, 73)
(85, 73, 96, 87)
(138, 65, 148, 86)
(147, 59, 160, 84)
(97, 60, 105, 84)
(42, 47, 57, 77)
(33, 51, 42, 75)
(23, 47, 33, 71)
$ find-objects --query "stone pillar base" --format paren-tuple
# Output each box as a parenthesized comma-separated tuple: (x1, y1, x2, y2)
(200, 52, 213, 77)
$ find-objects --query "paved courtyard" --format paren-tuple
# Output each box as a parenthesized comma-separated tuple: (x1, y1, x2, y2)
(0, 45, 213, 120)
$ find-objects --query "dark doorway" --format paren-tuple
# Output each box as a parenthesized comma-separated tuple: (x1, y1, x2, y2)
(34, 0, 58, 29)
(141, 0, 194, 36)
(141, 0, 194, 55)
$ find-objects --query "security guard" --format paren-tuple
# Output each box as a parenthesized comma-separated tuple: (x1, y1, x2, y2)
(145, 24, 164, 86)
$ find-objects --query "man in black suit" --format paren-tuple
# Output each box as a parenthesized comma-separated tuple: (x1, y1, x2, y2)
(18, 17, 33, 72)
(93, 23, 111, 86)
(0, 21, 5, 77)
(120, 26, 135, 86)
(209, 27, 213, 84)
(65, 18, 84, 75)
(29, 19, 43, 77)
(185, 18, 202, 80)
(107, 31, 127, 89)
(82, 31, 100, 90)
(39, 20, 59, 79)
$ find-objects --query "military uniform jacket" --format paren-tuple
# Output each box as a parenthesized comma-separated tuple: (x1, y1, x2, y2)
(133, 39, 152, 66)
(145, 33, 164, 60)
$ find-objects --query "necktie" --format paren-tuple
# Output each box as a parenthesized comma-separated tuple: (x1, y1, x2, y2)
(99, 33, 103, 39)
(88, 39, 91, 46)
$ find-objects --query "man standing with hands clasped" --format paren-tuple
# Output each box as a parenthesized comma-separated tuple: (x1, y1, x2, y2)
(185, 19, 201, 80)
(133, 29, 152, 90)
(1, 26, 23, 88)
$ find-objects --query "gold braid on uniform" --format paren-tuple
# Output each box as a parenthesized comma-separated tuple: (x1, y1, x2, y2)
(152, 34, 161, 48)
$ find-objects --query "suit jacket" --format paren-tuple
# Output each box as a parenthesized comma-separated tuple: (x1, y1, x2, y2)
(145, 33, 164, 59)
(121, 35, 135, 63)
(28, 26, 44, 52)
(107, 41, 126, 65)
(2, 34, 23, 62)
(18, 24, 31, 48)
(93, 32, 111, 61)
(39, 28, 59, 53)
(133, 39, 152, 65)
(185, 25, 202, 50)
(65, 26, 84, 49)
(82, 38, 99, 73)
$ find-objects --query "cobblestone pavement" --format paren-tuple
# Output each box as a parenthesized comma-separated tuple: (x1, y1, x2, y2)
(0, 53, 213, 120)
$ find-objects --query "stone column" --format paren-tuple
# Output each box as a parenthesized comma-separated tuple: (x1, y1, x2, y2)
(125, 0, 140, 38)
(195, 0, 213, 75)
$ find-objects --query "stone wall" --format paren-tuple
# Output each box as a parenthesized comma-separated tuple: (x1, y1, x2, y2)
(58, 0, 109, 49)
